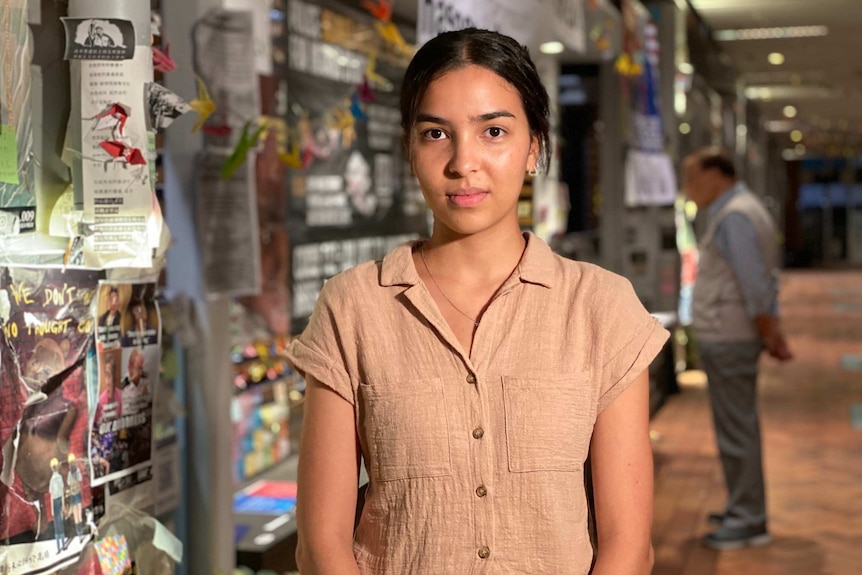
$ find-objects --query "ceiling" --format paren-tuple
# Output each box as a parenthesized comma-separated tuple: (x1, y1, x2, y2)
(391, 0, 862, 157)
(688, 0, 862, 157)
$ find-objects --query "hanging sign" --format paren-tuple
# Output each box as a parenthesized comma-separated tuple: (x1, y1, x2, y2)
(417, 0, 586, 53)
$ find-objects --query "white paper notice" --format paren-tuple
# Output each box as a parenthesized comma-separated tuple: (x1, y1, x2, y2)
(196, 152, 262, 297)
(222, 0, 273, 75)
(625, 150, 678, 207)
(79, 46, 155, 268)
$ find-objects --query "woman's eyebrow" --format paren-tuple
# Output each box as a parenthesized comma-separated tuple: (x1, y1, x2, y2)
(415, 110, 516, 125)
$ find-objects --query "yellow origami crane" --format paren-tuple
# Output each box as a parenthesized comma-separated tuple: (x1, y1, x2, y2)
(375, 21, 413, 59)
(278, 139, 302, 169)
(614, 53, 642, 77)
(189, 75, 216, 133)
(329, 107, 356, 149)
(365, 52, 393, 91)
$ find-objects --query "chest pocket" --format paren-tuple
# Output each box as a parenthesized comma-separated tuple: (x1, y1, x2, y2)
(502, 374, 595, 473)
(359, 378, 452, 482)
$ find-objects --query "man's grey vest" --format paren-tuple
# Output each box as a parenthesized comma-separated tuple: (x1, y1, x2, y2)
(692, 188, 779, 342)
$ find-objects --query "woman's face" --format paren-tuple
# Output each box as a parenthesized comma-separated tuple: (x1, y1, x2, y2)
(409, 65, 538, 238)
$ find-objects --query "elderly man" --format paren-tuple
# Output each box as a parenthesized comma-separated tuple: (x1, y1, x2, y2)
(683, 147, 792, 551)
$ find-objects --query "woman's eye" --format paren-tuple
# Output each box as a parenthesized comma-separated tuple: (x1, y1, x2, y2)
(423, 128, 446, 140)
(487, 127, 504, 138)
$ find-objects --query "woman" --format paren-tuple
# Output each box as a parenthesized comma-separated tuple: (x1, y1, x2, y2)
(287, 28, 668, 574)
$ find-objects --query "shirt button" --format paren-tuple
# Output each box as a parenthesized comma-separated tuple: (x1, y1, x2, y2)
(466, 374, 477, 384)
(476, 485, 487, 498)
(472, 427, 484, 439)
(478, 546, 490, 559)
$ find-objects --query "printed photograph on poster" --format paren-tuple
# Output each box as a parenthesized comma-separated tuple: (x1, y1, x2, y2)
(146, 83, 192, 132)
(120, 283, 160, 348)
(96, 283, 130, 346)
(90, 341, 159, 486)
(61, 18, 135, 61)
(0, 267, 100, 575)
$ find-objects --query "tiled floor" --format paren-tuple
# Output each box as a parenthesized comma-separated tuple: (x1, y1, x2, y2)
(650, 271, 862, 575)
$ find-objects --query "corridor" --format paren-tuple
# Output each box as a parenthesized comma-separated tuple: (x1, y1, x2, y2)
(650, 270, 862, 575)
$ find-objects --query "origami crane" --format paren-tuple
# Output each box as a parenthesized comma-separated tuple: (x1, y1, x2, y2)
(87, 103, 130, 140)
(278, 139, 302, 169)
(375, 21, 413, 58)
(221, 121, 266, 179)
(361, 0, 392, 22)
(99, 140, 147, 166)
(189, 75, 216, 133)
(153, 44, 176, 73)
(364, 53, 393, 92)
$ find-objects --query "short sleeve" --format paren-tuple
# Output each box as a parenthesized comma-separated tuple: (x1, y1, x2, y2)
(597, 277, 670, 413)
(285, 281, 355, 405)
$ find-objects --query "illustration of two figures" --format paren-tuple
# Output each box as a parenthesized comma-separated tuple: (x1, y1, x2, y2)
(49, 454, 85, 553)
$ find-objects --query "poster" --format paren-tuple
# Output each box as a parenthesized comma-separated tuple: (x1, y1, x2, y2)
(195, 153, 262, 297)
(417, 0, 585, 53)
(624, 150, 677, 207)
(89, 282, 160, 487)
(75, 43, 156, 269)
(0, 0, 37, 235)
(0, 267, 100, 575)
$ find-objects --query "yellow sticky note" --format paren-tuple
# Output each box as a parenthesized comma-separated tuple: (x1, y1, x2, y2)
(0, 125, 19, 185)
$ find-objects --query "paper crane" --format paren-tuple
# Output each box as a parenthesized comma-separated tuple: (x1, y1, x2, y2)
(153, 44, 176, 73)
(189, 75, 216, 133)
(99, 141, 147, 166)
(221, 121, 266, 179)
(375, 21, 413, 58)
(361, 0, 392, 22)
(87, 103, 130, 141)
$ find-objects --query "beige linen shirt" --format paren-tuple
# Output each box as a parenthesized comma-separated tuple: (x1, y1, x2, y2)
(287, 232, 669, 574)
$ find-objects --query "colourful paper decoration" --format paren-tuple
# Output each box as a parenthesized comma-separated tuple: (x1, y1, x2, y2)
(221, 121, 266, 180)
(189, 75, 216, 133)
(94, 534, 132, 575)
(361, 0, 392, 22)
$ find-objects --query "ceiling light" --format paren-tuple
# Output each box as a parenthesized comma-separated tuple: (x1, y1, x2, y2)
(714, 25, 829, 42)
(795, 144, 806, 155)
(540, 41, 565, 55)
(765, 120, 794, 133)
(790, 130, 803, 142)
(678, 62, 694, 75)
(768, 52, 784, 65)
(679, 122, 691, 134)
(781, 149, 796, 161)
(783, 105, 797, 118)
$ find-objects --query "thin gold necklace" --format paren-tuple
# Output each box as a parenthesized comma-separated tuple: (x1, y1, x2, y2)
(420, 245, 479, 328)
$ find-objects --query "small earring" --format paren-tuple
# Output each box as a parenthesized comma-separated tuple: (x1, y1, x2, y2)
(528, 165, 539, 176)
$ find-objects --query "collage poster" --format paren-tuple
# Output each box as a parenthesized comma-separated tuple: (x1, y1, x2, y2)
(0, 267, 100, 575)
(89, 282, 160, 488)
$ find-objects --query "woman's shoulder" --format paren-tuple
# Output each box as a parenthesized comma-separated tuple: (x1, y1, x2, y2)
(554, 255, 635, 296)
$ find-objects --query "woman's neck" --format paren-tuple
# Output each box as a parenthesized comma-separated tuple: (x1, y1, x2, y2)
(423, 223, 527, 287)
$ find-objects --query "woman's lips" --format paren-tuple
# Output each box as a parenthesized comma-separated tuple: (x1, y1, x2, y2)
(447, 191, 488, 207)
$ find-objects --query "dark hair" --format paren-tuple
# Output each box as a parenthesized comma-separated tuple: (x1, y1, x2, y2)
(695, 148, 736, 179)
(400, 28, 551, 173)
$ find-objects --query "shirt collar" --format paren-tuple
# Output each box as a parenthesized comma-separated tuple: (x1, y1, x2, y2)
(707, 181, 745, 217)
(380, 231, 557, 289)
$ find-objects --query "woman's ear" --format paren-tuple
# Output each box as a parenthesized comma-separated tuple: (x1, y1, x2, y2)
(527, 135, 540, 174)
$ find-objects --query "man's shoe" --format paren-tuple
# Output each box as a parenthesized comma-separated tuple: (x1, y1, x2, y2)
(702, 523, 771, 551)
(707, 511, 725, 526)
